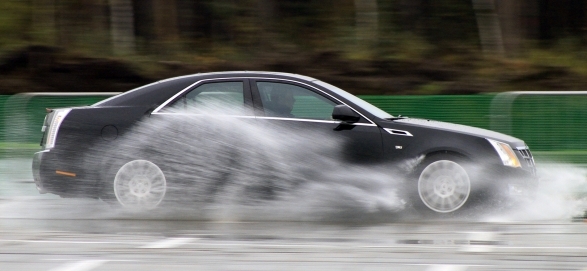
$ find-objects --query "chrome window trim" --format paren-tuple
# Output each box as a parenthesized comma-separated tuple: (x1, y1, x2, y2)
(152, 112, 257, 119)
(154, 112, 375, 126)
(152, 78, 246, 114)
(383, 128, 413, 137)
(256, 116, 376, 126)
(151, 77, 377, 125)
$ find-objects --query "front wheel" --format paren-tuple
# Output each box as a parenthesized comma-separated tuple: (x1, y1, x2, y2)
(416, 157, 471, 214)
(111, 159, 167, 210)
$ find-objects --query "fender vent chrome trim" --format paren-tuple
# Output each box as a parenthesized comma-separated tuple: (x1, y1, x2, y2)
(384, 128, 413, 137)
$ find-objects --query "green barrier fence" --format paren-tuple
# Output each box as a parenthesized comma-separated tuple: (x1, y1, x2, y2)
(363, 95, 494, 131)
(1, 92, 586, 163)
(363, 93, 587, 163)
(1, 94, 115, 155)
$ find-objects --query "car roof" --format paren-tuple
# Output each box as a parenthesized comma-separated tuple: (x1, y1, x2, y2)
(159, 71, 319, 83)
(95, 71, 320, 107)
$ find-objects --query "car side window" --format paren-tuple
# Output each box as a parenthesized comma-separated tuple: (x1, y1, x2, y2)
(165, 81, 244, 114)
(257, 82, 337, 120)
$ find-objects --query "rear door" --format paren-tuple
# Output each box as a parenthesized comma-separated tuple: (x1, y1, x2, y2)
(150, 78, 255, 152)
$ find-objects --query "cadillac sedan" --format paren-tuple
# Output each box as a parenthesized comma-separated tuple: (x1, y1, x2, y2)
(32, 71, 537, 214)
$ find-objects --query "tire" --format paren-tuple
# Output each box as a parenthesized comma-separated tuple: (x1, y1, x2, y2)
(414, 155, 472, 214)
(105, 159, 167, 210)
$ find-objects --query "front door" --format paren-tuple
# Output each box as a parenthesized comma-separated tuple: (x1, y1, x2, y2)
(250, 79, 383, 164)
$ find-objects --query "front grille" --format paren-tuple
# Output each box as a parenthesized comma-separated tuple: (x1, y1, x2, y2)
(517, 147, 536, 169)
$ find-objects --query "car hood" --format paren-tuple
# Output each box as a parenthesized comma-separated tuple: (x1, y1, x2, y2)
(388, 118, 525, 146)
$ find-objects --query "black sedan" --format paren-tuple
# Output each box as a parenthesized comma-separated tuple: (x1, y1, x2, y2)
(32, 71, 537, 214)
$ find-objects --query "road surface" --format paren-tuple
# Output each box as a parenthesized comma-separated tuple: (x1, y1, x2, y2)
(2, 157, 587, 270)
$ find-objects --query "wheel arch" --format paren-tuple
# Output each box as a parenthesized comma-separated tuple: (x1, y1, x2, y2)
(410, 149, 475, 179)
(422, 150, 471, 163)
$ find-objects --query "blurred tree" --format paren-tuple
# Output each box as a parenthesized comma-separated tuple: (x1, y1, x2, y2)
(109, 0, 135, 55)
(397, 0, 421, 32)
(132, 0, 162, 54)
(538, 0, 587, 43)
(205, 0, 239, 49)
(472, 0, 504, 56)
(153, 0, 179, 55)
(427, 0, 478, 44)
(386, 0, 478, 46)
(355, 0, 379, 54)
(274, 0, 354, 53)
(257, 0, 276, 51)
(8, 0, 587, 63)
(519, 0, 540, 40)
(496, 0, 522, 56)
(176, 0, 197, 40)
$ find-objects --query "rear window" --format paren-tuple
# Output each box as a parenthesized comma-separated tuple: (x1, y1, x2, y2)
(95, 77, 198, 107)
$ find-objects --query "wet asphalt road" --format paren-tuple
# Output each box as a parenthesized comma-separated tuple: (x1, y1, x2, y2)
(2, 213, 587, 271)
(2, 158, 587, 270)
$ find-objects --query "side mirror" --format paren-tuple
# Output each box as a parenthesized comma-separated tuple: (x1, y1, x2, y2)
(332, 105, 360, 123)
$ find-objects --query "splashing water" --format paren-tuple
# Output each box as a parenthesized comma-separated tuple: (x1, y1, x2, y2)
(3, 106, 587, 222)
(82, 112, 406, 221)
(481, 162, 587, 222)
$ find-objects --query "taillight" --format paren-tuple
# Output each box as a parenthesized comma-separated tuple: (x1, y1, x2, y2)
(44, 109, 71, 149)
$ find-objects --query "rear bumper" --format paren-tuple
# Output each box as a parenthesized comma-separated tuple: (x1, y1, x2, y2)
(32, 149, 99, 198)
(32, 150, 49, 193)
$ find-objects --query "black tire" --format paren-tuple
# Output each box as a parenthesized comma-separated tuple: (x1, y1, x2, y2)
(412, 154, 475, 215)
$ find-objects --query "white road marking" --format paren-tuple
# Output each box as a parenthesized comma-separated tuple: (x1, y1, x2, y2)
(466, 231, 496, 242)
(47, 260, 108, 271)
(1, 239, 139, 245)
(425, 265, 468, 271)
(459, 231, 496, 253)
(459, 245, 494, 253)
(408, 264, 489, 267)
(46, 259, 136, 262)
(140, 237, 196, 249)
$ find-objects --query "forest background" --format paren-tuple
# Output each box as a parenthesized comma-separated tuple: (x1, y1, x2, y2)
(1, 0, 587, 95)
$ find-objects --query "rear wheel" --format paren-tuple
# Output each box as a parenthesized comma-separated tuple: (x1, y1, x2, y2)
(416, 156, 471, 214)
(111, 159, 167, 209)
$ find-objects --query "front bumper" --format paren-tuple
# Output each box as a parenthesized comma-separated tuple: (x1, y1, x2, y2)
(479, 164, 539, 199)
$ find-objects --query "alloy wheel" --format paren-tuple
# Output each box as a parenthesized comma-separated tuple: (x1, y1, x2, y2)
(418, 160, 471, 213)
(113, 160, 167, 209)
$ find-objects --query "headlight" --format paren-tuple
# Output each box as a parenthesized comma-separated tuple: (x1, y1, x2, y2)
(45, 109, 71, 149)
(487, 139, 521, 168)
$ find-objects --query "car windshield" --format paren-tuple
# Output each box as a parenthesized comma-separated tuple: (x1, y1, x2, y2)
(312, 80, 394, 119)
